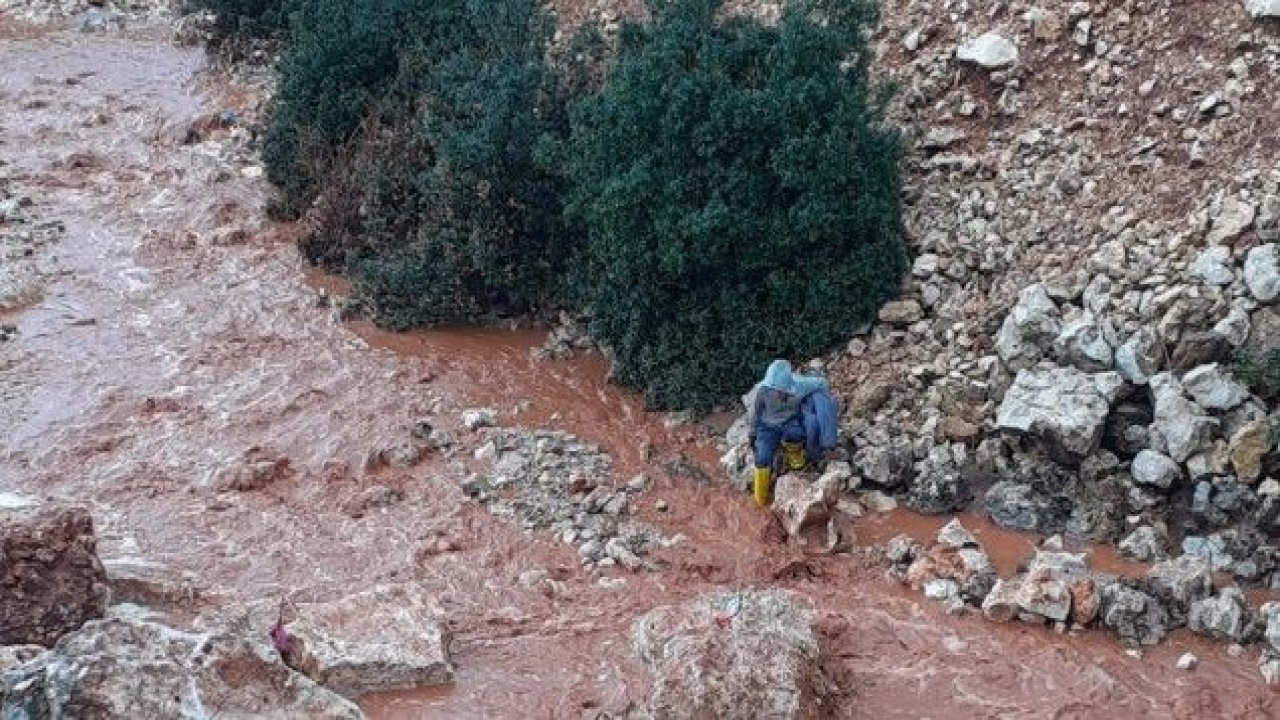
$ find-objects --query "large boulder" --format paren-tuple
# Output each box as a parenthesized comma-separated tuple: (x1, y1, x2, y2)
(1100, 584, 1169, 646)
(0, 617, 362, 719)
(904, 448, 971, 515)
(850, 441, 914, 488)
(1264, 602, 1280, 657)
(1131, 450, 1183, 490)
(1189, 246, 1235, 287)
(995, 284, 1061, 370)
(1053, 312, 1114, 371)
(1, 502, 110, 647)
(1149, 373, 1219, 463)
(1246, 307, 1280, 358)
(288, 584, 453, 698)
(1115, 328, 1165, 385)
(1182, 364, 1250, 411)
(878, 299, 923, 325)
(1118, 525, 1169, 561)
(982, 481, 1072, 534)
(632, 589, 828, 720)
(1207, 197, 1257, 244)
(996, 368, 1125, 461)
(1144, 555, 1214, 625)
(1245, 244, 1279, 302)
(1170, 332, 1233, 372)
(1187, 588, 1250, 642)
(982, 551, 1090, 624)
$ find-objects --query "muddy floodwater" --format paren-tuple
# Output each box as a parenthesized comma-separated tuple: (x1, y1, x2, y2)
(0, 17, 1276, 719)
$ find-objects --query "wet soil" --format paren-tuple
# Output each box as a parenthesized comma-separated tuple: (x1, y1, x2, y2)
(0, 15, 1276, 719)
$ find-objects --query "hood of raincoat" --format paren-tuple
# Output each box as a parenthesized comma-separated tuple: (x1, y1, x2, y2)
(762, 359, 796, 394)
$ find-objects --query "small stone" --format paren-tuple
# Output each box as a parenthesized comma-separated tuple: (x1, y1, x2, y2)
(1189, 246, 1234, 287)
(461, 408, 497, 430)
(878, 299, 923, 325)
(1025, 7, 1063, 40)
(956, 32, 1019, 69)
(903, 28, 924, 52)
(936, 519, 978, 549)
(1176, 652, 1197, 671)
(924, 578, 960, 601)
(861, 489, 898, 513)
(655, 499, 669, 512)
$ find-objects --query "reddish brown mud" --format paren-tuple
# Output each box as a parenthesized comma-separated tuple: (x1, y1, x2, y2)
(0, 17, 1274, 720)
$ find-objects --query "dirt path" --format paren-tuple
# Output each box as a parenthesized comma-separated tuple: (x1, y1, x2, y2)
(0, 16, 1275, 719)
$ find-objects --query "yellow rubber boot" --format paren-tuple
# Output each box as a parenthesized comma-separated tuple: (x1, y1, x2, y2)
(753, 467, 772, 507)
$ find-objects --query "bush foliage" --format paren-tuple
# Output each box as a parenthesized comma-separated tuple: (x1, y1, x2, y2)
(228, 0, 905, 410)
(190, 0, 292, 41)
(1233, 349, 1280, 403)
(281, 0, 571, 325)
(559, 0, 905, 409)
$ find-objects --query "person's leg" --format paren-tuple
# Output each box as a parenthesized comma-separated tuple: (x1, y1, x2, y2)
(779, 416, 808, 470)
(754, 424, 782, 469)
(753, 424, 783, 506)
(813, 388, 839, 452)
(800, 396, 821, 464)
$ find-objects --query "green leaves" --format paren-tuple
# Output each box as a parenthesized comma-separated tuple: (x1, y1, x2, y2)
(560, 0, 904, 410)
(252, 0, 905, 412)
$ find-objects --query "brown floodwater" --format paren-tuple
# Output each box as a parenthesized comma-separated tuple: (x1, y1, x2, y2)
(0, 16, 1276, 720)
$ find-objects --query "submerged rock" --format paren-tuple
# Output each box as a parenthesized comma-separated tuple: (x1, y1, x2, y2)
(903, 521, 997, 604)
(0, 617, 362, 719)
(288, 584, 453, 698)
(632, 589, 828, 720)
(1, 502, 110, 647)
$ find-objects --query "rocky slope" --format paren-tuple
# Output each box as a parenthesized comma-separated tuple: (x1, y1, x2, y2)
(827, 0, 1280, 577)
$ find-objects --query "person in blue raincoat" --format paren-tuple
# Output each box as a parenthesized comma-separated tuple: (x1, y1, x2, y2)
(742, 359, 840, 506)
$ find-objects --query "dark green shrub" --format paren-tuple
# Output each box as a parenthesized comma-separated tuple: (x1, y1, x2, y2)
(558, 0, 905, 410)
(189, 0, 292, 41)
(289, 0, 575, 324)
(261, 0, 471, 217)
(1233, 349, 1280, 402)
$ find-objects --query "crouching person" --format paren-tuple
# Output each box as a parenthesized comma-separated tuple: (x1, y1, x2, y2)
(743, 359, 839, 507)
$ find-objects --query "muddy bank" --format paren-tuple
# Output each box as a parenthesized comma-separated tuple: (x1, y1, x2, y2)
(0, 13, 1276, 719)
